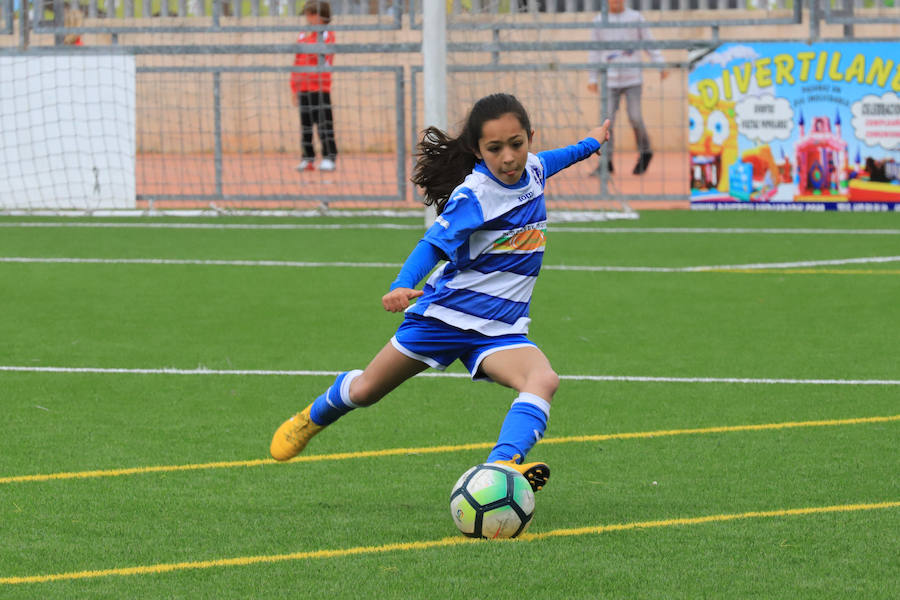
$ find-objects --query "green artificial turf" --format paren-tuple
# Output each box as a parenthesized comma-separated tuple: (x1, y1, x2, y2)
(1, 211, 897, 599)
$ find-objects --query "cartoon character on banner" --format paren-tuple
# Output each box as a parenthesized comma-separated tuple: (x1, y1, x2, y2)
(689, 94, 739, 196)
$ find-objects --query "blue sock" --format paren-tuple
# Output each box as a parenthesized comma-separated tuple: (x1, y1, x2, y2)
(308, 370, 362, 426)
(486, 393, 550, 463)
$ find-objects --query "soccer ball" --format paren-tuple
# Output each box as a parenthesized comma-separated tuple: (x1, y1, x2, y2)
(449, 463, 535, 539)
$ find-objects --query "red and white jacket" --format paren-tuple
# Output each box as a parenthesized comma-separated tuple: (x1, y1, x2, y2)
(290, 30, 335, 94)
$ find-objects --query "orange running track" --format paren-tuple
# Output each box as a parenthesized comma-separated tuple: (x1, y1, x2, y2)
(137, 151, 690, 211)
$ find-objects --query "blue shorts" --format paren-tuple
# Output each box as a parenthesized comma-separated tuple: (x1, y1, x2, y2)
(391, 315, 536, 382)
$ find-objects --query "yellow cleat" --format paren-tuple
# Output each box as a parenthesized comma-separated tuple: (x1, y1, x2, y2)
(494, 454, 550, 492)
(269, 404, 324, 461)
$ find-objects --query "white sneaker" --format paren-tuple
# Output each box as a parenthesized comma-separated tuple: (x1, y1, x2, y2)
(319, 158, 336, 171)
(295, 159, 314, 172)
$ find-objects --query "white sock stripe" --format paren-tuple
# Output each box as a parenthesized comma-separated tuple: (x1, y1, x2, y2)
(324, 385, 339, 410)
(340, 369, 363, 409)
(513, 392, 551, 418)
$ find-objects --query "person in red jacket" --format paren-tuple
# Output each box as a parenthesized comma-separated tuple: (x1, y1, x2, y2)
(63, 5, 84, 46)
(291, 1, 337, 172)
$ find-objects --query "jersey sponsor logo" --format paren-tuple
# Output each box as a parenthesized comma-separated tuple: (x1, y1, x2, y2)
(435, 215, 450, 229)
(517, 190, 534, 203)
(491, 225, 546, 253)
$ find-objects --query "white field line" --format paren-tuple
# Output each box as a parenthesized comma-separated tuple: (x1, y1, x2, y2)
(1, 221, 899, 234)
(0, 257, 404, 268)
(0, 365, 897, 385)
(0, 209, 427, 220)
(0, 221, 422, 231)
(2, 255, 899, 272)
(549, 255, 900, 272)
(552, 227, 900, 235)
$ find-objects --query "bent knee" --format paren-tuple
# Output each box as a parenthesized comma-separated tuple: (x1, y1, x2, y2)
(526, 368, 559, 400)
(347, 375, 382, 407)
(544, 370, 561, 398)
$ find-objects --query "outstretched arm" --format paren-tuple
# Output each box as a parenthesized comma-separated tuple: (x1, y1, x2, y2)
(382, 239, 443, 312)
(586, 119, 611, 149)
(538, 119, 611, 178)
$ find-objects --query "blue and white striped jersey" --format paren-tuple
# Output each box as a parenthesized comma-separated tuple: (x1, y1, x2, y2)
(406, 138, 601, 336)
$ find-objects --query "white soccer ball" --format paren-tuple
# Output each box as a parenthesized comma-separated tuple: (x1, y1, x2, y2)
(449, 463, 535, 539)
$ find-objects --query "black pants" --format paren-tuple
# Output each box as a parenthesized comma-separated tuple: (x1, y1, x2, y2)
(297, 91, 337, 160)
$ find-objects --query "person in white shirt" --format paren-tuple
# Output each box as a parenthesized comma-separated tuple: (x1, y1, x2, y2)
(587, 0, 667, 175)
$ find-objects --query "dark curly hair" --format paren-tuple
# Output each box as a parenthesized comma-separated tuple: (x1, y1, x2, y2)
(411, 93, 531, 214)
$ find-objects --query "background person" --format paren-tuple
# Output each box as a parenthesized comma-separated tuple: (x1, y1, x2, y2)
(587, 0, 667, 175)
(291, 1, 338, 172)
(62, 4, 84, 46)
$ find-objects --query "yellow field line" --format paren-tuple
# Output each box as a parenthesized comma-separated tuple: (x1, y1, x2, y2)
(538, 414, 900, 444)
(2, 415, 897, 486)
(2, 500, 897, 585)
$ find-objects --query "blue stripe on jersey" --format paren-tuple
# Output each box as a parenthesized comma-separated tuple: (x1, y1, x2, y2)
(403, 144, 596, 335)
(434, 288, 530, 326)
(468, 252, 544, 277)
(482, 197, 547, 231)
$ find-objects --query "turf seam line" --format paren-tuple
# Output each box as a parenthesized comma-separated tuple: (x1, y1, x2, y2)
(1, 255, 899, 272)
(1, 500, 897, 585)
(1, 364, 898, 385)
(2, 415, 896, 485)
(1, 222, 899, 234)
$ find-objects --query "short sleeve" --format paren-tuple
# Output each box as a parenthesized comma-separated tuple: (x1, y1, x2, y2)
(422, 187, 485, 264)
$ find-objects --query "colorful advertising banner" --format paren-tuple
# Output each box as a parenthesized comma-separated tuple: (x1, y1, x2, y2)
(689, 42, 900, 211)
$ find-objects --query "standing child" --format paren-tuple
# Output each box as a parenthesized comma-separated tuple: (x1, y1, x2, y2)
(270, 93, 610, 492)
(291, 1, 338, 172)
(62, 5, 84, 46)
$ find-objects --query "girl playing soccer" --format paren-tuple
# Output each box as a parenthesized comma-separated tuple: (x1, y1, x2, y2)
(270, 93, 609, 491)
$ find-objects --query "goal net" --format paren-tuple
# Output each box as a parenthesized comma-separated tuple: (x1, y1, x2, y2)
(1, 2, 652, 218)
(0, 53, 136, 212)
(437, 1, 681, 219)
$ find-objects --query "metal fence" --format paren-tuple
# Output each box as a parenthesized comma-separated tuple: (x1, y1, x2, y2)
(1, 0, 898, 211)
(4, 0, 900, 43)
(7, 0, 900, 21)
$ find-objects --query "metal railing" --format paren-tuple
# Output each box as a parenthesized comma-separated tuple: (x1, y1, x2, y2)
(10, 0, 900, 21)
(2, 1, 898, 209)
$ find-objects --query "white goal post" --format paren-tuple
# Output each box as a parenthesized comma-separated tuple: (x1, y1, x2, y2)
(422, 0, 447, 228)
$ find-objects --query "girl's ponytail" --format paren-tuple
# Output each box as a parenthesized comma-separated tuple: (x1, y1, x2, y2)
(411, 93, 531, 215)
(411, 127, 476, 214)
